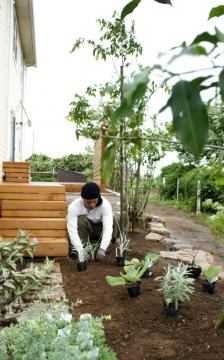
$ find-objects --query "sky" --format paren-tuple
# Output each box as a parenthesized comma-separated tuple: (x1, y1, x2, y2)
(23, 0, 223, 169)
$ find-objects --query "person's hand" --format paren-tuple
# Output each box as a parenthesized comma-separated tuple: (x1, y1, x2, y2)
(96, 248, 106, 261)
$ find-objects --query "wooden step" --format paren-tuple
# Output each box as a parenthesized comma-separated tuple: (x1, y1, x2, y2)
(33, 238, 68, 257)
(1, 200, 67, 210)
(61, 183, 85, 192)
(0, 193, 65, 201)
(0, 183, 65, 193)
(0, 229, 67, 238)
(1, 210, 67, 218)
(3, 168, 31, 173)
(0, 218, 67, 229)
(4, 178, 30, 183)
(3, 162, 30, 168)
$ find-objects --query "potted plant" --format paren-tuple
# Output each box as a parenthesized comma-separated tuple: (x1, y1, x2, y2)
(156, 263, 195, 316)
(141, 253, 160, 278)
(186, 249, 201, 279)
(124, 253, 160, 278)
(115, 234, 129, 267)
(72, 238, 100, 272)
(106, 262, 148, 297)
(201, 265, 222, 294)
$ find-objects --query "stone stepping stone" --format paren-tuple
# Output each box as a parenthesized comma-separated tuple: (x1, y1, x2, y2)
(160, 249, 215, 269)
(149, 226, 170, 237)
(145, 232, 164, 241)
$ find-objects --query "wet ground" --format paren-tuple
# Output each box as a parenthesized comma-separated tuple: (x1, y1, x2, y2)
(146, 203, 224, 266)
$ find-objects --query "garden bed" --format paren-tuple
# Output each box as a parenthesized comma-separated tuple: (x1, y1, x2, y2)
(59, 230, 224, 360)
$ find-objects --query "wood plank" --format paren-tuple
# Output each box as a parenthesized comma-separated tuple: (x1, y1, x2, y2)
(1, 210, 67, 218)
(0, 218, 67, 229)
(4, 178, 29, 183)
(3, 168, 30, 173)
(5, 173, 30, 178)
(0, 229, 67, 237)
(3, 162, 30, 168)
(61, 183, 85, 192)
(0, 183, 65, 193)
(1, 200, 67, 210)
(33, 238, 68, 257)
(0, 193, 65, 201)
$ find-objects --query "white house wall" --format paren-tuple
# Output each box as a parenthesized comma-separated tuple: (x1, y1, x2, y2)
(0, 0, 11, 176)
(8, 3, 25, 162)
(0, 0, 30, 178)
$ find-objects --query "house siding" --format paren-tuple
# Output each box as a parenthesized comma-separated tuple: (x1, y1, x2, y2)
(0, 0, 11, 176)
(0, 0, 28, 178)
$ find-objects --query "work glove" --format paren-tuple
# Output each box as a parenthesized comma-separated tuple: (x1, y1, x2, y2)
(96, 248, 106, 261)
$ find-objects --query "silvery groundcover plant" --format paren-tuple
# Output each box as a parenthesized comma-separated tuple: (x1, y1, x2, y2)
(0, 312, 117, 360)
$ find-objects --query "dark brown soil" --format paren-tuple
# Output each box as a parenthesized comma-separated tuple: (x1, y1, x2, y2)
(59, 229, 224, 360)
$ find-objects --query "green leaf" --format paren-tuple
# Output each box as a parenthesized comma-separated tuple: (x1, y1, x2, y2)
(202, 265, 222, 282)
(208, 5, 224, 20)
(3, 281, 16, 289)
(121, 0, 141, 21)
(153, 0, 172, 4)
(101, 144, 116, 184)
(112, 67, 150, 123)
(215, 27, 224, 42)
(168, 45, 207, 64)
(219, 69, 224, 102)
(168, 80, 208, 159)
(191, 31, 219, 46)
(106, 276, 126, 286)
(191, 76, 213, 89)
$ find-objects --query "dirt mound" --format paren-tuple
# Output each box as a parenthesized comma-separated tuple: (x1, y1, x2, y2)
(60, 231, 224, 360)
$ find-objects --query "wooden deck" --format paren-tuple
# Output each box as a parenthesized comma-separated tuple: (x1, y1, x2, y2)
(0, 182, 69, 257)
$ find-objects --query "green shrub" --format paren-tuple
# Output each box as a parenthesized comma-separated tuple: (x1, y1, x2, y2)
(159, 162, 194, 200)
(207, 212, 224, 233)
(0, 313, 117, 360)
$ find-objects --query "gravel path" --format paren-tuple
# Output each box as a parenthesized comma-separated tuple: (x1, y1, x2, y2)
(146, 203, 224, 266)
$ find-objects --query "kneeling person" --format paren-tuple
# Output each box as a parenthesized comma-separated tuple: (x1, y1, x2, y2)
(67, 182, 116, 262)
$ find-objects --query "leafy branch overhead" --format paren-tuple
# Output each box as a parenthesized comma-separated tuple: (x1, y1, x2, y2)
(121, 0, 172, 21)
(116, 1, 224, 160)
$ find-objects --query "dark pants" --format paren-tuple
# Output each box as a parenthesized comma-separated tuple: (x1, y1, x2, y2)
(77, 215, 118, 246)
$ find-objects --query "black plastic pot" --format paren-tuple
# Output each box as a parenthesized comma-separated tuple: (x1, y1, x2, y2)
(164, 301, 179, 317)
(202, 280, 216, 294)
(141, 267, 153, 279)
(186, 265, 201, 279)
(126, 283, 141, 297)
(116, 256, 126, 267)
(76, 261, 87, 272)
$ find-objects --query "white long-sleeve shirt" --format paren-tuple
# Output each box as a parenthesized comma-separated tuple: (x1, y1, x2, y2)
(67, 196, 113, 261)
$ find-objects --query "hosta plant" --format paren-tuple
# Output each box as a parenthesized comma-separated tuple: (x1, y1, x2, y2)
(124, 253, 160, 278)
(106, 262, 149, 297)
(202, 265, 222, 284)
(201, 265, 222, 294)
(156, 263, 195, 314)
(141, 252, 160, 278)
(106, 262, 148, 287)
